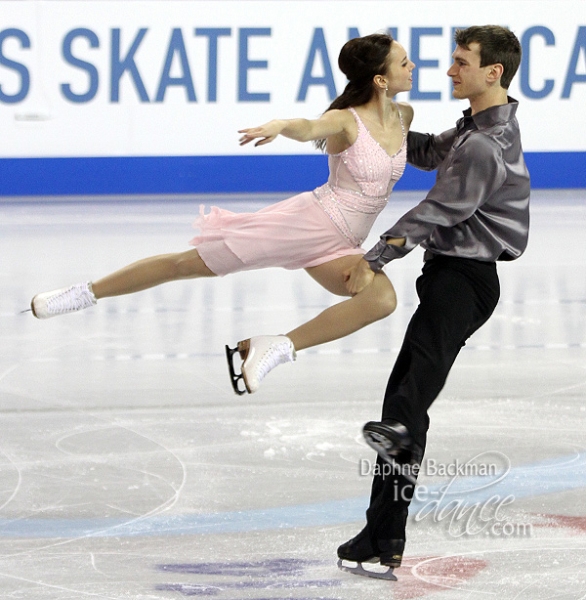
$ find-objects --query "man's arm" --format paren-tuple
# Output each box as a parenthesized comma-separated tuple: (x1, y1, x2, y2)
(365, 133, 507, 271)
(407, 128, 458, 171)
(344, 238, 405, 295)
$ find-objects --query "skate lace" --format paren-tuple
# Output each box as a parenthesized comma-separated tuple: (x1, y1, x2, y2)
(256, 342, 293, 382)
(47, 284, 95, 315)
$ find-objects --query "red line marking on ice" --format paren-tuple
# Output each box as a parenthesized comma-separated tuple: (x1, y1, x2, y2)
(392, 555, 488, 599)
(534, 513, 586, 534)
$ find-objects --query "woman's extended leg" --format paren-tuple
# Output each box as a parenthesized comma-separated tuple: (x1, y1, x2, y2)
(31, 249, 215, 318)
(91, 249, 215, 298)
(288, 254, 397, 350)
(233, 255, 396, 393)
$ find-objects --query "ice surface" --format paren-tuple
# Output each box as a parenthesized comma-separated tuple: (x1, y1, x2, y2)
(1, 190, 585, 599)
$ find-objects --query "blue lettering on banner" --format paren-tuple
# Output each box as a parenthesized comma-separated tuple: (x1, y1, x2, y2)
(562, 26, 586, 99)
(155, 28, 196, 102)
(0, 28, 30, 103)
(297, 27, 336, 101)
(1, 24, 585, 104)
(61, 28, 100, 103)
(298, 26, 400, 102)
(410, 27, 442, 100)
(238, 27, 270, 102)
(195, 27, 231, 102)
(111, 28, 150, 102)
(521, 26, 555, 99)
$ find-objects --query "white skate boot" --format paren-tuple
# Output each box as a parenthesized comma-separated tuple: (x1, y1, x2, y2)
(225, 335, 296, 394)
(31, 282, 97, 319)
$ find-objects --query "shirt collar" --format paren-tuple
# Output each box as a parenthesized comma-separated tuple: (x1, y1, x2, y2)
(461, 96, 519, 130)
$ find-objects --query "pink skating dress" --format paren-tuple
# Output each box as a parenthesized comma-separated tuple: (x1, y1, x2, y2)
(190, 107, 407, 276)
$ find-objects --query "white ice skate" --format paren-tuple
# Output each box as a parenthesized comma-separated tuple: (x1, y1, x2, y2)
(225, 335, 296, 394)
(30, 282, 97, 319)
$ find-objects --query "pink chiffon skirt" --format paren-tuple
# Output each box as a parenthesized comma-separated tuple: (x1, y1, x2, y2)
(189, 191, 364, 276)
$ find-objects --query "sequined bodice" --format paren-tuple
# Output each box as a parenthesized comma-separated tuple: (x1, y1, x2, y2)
(313, 106, 406, 246)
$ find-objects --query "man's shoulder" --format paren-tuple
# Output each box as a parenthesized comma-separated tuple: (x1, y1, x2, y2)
(457, 128, 501, 159)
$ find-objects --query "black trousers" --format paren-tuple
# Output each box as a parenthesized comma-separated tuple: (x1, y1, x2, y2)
(365, 255, 501, 554)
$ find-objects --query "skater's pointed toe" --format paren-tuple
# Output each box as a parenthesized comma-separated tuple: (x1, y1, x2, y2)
(30, 282, 97, 319)
(30, 296, 39, 318)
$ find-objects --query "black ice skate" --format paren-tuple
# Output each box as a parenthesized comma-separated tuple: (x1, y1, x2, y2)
(336, 528, 401, 581)
(362, 421, 421, 485)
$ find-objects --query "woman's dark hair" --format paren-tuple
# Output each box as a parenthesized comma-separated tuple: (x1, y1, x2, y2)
(315, 33, 393, 150)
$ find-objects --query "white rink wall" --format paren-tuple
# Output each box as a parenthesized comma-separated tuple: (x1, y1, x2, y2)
(0, 0, 584, 194)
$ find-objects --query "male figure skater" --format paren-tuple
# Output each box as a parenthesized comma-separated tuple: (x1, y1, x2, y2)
(338, 25, 530, 580)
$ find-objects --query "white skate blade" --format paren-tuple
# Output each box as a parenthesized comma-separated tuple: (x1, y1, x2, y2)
(337, 559, 397, 581)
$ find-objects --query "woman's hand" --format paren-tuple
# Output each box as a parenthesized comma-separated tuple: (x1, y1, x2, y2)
(238, 120, 285, 147)
(239, 111, 352, 147)
(344, 259, 376, 295)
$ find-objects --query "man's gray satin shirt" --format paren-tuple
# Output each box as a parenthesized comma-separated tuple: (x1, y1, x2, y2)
(364, 98, 531, 271)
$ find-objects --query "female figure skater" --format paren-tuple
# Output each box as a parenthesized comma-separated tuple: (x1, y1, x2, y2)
(30, 33, 415, 394)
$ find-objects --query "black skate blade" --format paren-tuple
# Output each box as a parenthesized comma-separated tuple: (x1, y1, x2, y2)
(20, 309, 32, 314)
(337, 559, 397, 581)
(225, 344, 247, 396)
(363, 431, 418, 485)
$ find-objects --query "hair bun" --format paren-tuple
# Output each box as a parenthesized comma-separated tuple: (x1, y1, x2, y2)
(338, 34, 393, 83)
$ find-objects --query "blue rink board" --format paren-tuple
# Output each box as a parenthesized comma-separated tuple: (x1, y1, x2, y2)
(0, 151, 584, 197)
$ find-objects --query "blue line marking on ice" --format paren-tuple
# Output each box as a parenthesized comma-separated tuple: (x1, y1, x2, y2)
(1, 452, 584, 538)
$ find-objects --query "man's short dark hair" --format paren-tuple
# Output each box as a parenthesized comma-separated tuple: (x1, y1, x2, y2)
(455, 26, 521, 89)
